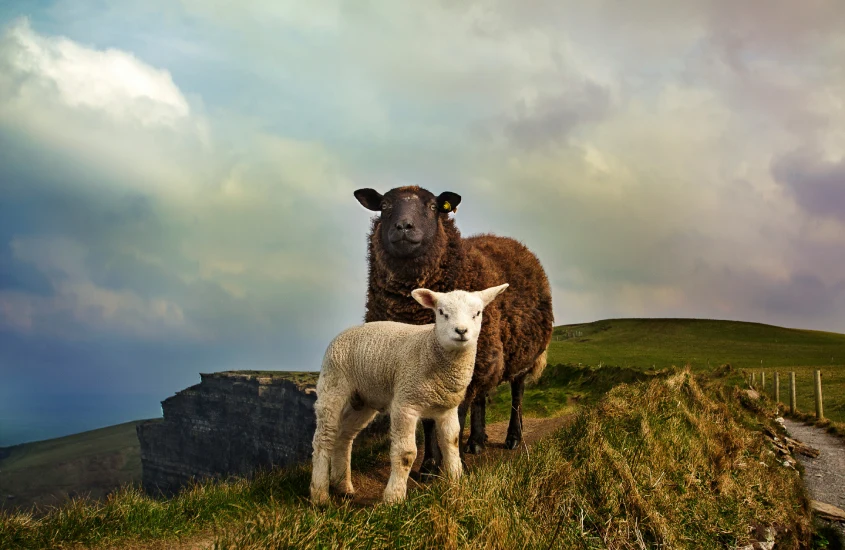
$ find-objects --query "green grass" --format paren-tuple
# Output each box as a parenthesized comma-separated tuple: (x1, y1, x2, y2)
(223, 370, 319, 388)
(487, 363, 665, 423)
(0, 421, 146, 513)
(1, 370, 813, 549)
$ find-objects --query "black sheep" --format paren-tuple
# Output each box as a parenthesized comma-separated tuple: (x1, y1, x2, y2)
(354, 185, 553, 475)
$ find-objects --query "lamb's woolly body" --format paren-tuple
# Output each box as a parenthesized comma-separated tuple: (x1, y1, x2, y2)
(318, 321, 475, 417)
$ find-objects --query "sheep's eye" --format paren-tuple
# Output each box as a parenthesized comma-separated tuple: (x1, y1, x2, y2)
(381, 202, 391, 211)
(429, 203, 437, 211)
(438, 308, 444, 316)
(477, 311, 481, 317)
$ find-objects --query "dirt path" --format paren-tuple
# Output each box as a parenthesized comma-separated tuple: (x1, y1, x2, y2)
(782, 418, 845, 538)
(348, 413, 574, 505)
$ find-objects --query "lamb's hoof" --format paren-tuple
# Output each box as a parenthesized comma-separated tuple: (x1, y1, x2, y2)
(339, 491, 355, 500)
(310, 490, 330, 506)
(419, 458, 440, 481)
(464, 441, 485, 455)
(504, 435, 521, 450)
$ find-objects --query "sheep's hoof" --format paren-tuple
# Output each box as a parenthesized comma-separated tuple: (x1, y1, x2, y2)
(419, 458, 440, 481)
(504, 435, 521, 449)
(464, 441, 485, 455)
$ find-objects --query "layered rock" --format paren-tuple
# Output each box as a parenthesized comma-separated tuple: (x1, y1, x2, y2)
(137, 371, 319, 495)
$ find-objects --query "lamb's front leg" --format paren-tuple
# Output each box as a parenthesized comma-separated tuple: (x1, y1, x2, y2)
(384, 407, 420, 504)
(434, 409, 462, 481)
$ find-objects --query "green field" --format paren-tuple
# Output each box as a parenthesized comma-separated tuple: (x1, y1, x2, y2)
(548, 318, 845, 370)
(0, 421, 145, 513)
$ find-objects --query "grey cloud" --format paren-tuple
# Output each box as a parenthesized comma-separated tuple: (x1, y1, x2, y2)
(493, 80, 612, 150)
(772, 149, 845, 221)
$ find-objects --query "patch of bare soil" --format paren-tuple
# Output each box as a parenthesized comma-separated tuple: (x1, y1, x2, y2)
(782, 418, 845, 539)
(348, 413, 574, 506)
(88, 532, 214, 550)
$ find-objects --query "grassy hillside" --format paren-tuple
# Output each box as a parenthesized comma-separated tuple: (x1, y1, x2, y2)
(547, 318, 845, 370)
(0, 421, 145, 513)
(0, 370, 814, 549)
(543, 318, 845, 423)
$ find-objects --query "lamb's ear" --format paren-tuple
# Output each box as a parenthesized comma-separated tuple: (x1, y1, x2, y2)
(436, 191, 462, 214)
(411, 288, 439, 309)
(354, 188, 383, 212)
(479, 283, 509, 307)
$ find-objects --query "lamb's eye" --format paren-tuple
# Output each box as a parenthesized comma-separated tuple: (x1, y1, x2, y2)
(429, 203, 437, 211)
(438, 308, 444, 316)
(477, 311, 481, 317)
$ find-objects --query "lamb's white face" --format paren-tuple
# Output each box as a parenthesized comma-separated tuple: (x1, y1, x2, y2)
(411, 284, 509, 352)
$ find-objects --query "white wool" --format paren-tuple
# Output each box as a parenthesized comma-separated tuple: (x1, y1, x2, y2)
(310, 284, 508, 504)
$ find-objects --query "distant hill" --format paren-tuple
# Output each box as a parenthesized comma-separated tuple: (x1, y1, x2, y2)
(547, 318, 845, 370)
(0, 420, 147, 513)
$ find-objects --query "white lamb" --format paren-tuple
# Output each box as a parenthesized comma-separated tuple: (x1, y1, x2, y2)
(310, 283, 509, 505)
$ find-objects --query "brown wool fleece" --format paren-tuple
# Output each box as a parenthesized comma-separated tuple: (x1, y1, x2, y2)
(363, 189, 554, 402)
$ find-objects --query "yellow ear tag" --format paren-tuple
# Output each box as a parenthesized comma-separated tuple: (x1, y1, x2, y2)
(442, 201, 451, 212)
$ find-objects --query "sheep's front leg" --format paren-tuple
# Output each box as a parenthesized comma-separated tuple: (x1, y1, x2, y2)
(434, 409, 462, 481)
(419, 419, 442, 480)
(331, 404, 378, 496)
(384, 407, 420, 504)
(464, 392, 488, 455)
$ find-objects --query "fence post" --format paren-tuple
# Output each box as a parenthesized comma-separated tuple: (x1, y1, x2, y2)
(814, 370, 824, 421)
(789, 372, 796, 414)
(761, 372, 766, 394)
(751, 372, 757, 389)
(774, 371, 780, 404)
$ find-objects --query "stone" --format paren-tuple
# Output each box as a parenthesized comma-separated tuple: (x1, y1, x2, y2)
(811, 500, 845, 522)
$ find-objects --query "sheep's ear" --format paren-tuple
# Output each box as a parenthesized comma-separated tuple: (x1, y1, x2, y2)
(411, 288, 438, 309)
(436, 191, 462, 214)
(354, 188, 383, 211)
(479, 283, 509, 307)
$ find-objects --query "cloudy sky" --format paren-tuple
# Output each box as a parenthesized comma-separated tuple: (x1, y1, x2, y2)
(1, 0, 844, 445)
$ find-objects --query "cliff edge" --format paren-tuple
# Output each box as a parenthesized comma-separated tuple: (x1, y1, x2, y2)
(137, 371, 319, 495)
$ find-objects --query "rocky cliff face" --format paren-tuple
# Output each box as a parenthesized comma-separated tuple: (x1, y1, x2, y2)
(136, 371, 320, 495)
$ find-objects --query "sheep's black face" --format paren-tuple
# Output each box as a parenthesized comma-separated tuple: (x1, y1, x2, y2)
(354, 186, 461, 259)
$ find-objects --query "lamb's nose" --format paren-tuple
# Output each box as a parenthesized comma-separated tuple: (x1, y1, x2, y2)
(395, 220, 414, 231)
(455, 327, 468, 336)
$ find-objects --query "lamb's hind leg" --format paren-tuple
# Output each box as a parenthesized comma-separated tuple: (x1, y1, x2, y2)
(330, 401, 377, 497)
(384, 407, 420, 503)
(310, 393, 344, 505)
(505, 376, 526, 449)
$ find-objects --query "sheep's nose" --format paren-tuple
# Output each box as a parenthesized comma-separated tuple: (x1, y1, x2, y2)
(395, 219, 415, 231)
(455, 327, 468, 336)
